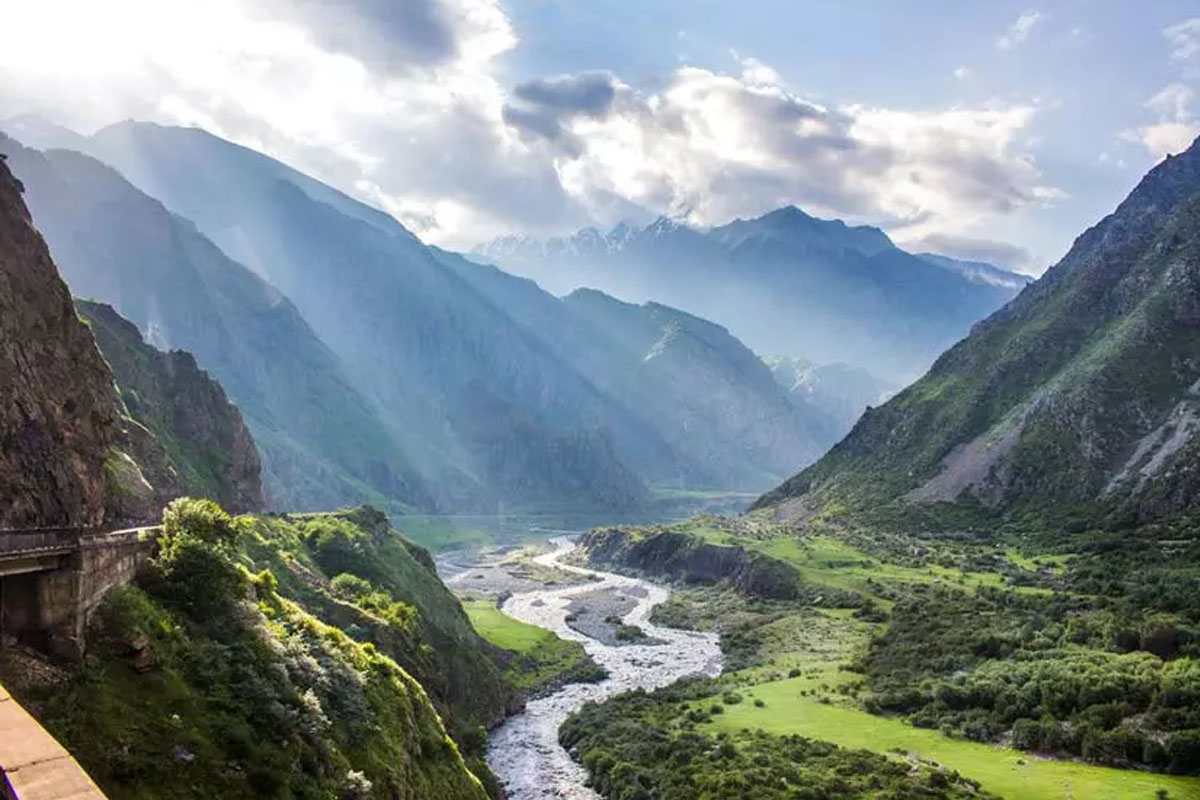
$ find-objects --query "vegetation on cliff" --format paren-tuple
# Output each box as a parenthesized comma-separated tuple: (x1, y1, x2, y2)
(21, 499, 489, 800)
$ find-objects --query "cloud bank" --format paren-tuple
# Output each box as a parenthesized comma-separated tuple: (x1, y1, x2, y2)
(0, 0, 1054, 255)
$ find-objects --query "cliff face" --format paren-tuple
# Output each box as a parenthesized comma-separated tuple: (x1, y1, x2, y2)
(576, 527, 805, 600)
(0, 155, 149, 527)
(77, 301, 263, 512)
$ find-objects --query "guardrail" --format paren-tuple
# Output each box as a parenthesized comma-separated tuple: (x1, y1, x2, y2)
(0, 684, 107, 799)
(0, 530, 82, 562)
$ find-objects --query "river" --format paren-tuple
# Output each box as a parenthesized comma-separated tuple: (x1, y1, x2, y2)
(484, 537, 724, 799)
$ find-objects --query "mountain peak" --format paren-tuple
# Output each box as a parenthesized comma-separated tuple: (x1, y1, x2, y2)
(711, 204, 894, 257)
(760, 205, 814, 225)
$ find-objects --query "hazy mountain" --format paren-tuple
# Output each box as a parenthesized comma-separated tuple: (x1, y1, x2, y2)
(1, 134, 434, 513)
(435, 247, 840, 488)
(765, 356, 894, 432)
(755, 136, 1200, 531)
(477, 207, 1028, 382)
(915, 252, 1032, 291)
(73, 121, 659, 511)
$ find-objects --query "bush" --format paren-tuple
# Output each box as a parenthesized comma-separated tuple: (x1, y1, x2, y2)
(149, 499, 247, 620)
(331, 573, 372, 600)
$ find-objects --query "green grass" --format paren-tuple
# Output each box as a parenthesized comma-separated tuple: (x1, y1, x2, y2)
(462, 599, 604, 693)
(754, 535, 1052, 600)
(463, 599, 557, 653)
(1005, 549, 1070, 573)
(707, 680, 1200, 800)
(699, 595, 1200, 800)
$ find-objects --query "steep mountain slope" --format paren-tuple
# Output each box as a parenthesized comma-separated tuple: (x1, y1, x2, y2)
(67, 121, 683, 507)
(0, 154, 169, 526)
(561, 289, 837, 485)
(1, 135, 432, 513)
(10, 501, 494, 800)
(479, 207, 1027, 382)
(755, 136, 1200, 530)
(77, 300, 263, 513)
(435, 249, 837, 488)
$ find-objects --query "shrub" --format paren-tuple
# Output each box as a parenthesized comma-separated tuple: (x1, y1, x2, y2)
(331, 573, 372, 600)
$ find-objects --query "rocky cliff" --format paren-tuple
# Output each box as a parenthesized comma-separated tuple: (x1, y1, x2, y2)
(0, 155, 164, 526)
(576, 526, 804, 599)
(77, 300, 263, 512)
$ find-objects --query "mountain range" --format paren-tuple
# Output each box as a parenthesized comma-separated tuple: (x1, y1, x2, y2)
(477, 208, 1031, 383)
(2, 120, 856, 511)
(755, 135, 1200, 535)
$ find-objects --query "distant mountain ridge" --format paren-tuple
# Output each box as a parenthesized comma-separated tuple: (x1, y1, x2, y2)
(755, 135, 1200, 532)
(477, 209, 1030, 382)
(435, 246, 840, 488)
(3, 119, 846, 510)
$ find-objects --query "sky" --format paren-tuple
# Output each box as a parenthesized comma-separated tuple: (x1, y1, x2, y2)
(0, 1, 1197, 274)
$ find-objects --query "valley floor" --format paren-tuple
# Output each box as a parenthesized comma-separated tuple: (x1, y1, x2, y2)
(695, 603, 1199, 800)
(556, 516, 1200, 800)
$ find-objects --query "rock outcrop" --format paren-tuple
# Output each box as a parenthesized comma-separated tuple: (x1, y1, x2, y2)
(0, 155, 158, 527)
(77, 301, 263, 512)
(577, 527, 804, 599)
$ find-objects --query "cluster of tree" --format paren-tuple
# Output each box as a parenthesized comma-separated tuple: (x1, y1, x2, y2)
(865, 584, 1200, 772)
(559, 681, 996, 800)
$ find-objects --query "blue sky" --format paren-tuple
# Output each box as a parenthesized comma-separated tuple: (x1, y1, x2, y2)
(499, 0, 1200, 271)
(1, 0, 1197, 273)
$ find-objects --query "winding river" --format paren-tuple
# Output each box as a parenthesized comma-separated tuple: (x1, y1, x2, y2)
(485, 537, 723, 799)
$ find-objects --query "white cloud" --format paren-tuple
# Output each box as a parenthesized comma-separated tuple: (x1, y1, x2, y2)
(996, 10, 1042, 51)
(1127, 83, 1200, 160)
(0, 0, 1057, 251)
(953, 66, 972, 80)
(1165, 17, 1200, 63)
(513, 63, 1056, 247)
(0, 0, 572, 247)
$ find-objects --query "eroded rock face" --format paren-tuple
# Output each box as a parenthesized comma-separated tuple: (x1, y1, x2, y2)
(0, 155, 182, 527)
(0, 156, 127, 527)
(577, 527, 804, 600)
(78, 301, 263, 512)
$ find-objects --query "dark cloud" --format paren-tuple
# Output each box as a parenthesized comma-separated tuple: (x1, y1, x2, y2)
(503, 71, 618, 142)
(248, 0, 462, 72)
(908, 232, 1034, 270)
(501, 105, 563, 140)
(512, 71, 617, 115)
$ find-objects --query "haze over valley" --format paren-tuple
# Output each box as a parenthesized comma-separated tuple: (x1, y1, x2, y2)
(3, 4, 1200, 800)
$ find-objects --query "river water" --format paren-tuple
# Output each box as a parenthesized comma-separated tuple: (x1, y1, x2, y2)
(484, 537, 723, 799)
